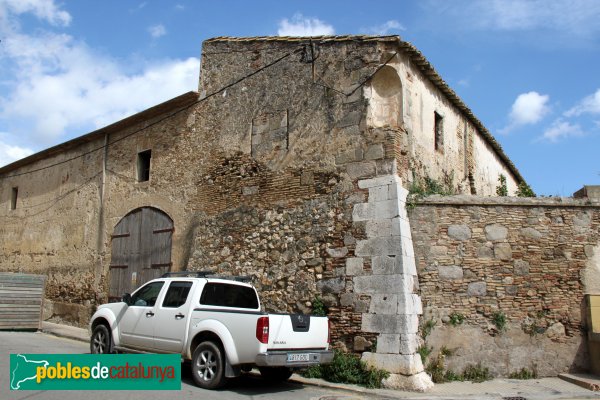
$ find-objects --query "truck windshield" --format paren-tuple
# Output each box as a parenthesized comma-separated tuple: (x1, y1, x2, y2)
(200, 283, 259, 309)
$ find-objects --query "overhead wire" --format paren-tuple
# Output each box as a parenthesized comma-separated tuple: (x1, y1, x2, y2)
(1, 48, 301, 179)
(2, 43, 395, 180)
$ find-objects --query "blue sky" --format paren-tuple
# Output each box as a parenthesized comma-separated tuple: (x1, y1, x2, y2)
(1, 0, 599, 196)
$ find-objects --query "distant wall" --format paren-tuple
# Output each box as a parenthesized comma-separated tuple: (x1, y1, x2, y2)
(410, 195, 600, 376)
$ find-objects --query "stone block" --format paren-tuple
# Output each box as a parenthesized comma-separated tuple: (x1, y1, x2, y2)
(382, 372, 434, 392)
(358, 175, 401, 189)
(438, 265, 463, 280)
(346, 161, 376, 180)
(514, 259, 530, 275)
(241, 186, 259, 195)
(335, 148, 363, 165)
(354, 299, 370, 313)
(477, 245, 494, 258)
(353, 336, 373, 351)
(391, 217, 412, 237)
(399, 334, 420, 354)
(361, 313, 419, 334)
(369, 294, 398, 314)
(398, 294, 423, 315)
(366, 219, 392, 238)
(494, 243, 512, 260)
(430, 245, 448, 256)
(520, 227, 543, 240)
(485, 223, 508, 241)
(336, 110, 362, 128)
(467, 281, 487, 296)
(373, 199, 400, 219)
(369, 185, 389, 202)
(355, 237, 403, 257)
(371, 255, 416, 276)
(376, 159, 396, 175)
(365, 144, 385, 160)
(340, 293, 356, 307)
(353, 273, 413, 294)
(346, 257, 364, 275)
(377, 334, 400, 354)
(316, 277, 345, 294)
(389, 183, 409, 202)
(352, 203, 375, 221)
(448, 224, 472, 241)
(326, 246, 348, 258)
(361, 352, 423, 375)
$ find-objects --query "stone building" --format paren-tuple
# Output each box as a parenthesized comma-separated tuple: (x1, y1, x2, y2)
(2, 35, 591, 390)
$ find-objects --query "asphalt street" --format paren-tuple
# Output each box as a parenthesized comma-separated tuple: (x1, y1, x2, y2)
(0, 331, 366, 400)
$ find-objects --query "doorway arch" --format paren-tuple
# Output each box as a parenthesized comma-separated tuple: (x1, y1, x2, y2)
(108, 207, 173, 301)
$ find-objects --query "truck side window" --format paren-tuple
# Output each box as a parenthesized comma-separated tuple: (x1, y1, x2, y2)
(130, 281, 164, 307)
(200, 283, 259, 309)
(162, 281, 193, 308)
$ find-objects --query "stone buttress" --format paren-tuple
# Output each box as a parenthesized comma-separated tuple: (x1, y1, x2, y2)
(350, 174, 433, 391)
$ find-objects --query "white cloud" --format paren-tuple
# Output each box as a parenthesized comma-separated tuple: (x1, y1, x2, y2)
(540, 119, 584, 142)
(500, 91, 550, 133)
(0, 0, 71, 26)
(0, 138, 34, 166)
(365, 20, 405, 35)
(565, 88, 600, 117)
(277, 13, 335, 36)
(429, 0, 600, 41)
(148, 24, 166, 38)
(0, 1, 199, 148)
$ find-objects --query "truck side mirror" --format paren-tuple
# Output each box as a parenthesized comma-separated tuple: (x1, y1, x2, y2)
(121, 293, 132, 306)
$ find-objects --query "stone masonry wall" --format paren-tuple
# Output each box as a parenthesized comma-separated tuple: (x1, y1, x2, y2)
(410, 195, 600, 377)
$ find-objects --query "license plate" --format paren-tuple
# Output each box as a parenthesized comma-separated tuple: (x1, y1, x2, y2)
(287, 353, 310, 362)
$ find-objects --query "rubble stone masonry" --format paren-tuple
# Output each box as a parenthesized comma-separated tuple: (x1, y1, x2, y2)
(410, 195, 600, 377)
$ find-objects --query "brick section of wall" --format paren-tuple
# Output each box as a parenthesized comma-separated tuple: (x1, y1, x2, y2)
(409, 195, 600, 376)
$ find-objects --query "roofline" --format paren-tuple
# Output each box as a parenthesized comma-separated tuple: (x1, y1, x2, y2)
(0, 91, 199, 176)
(396, 40, 525, 184)
(205, 35, 524, 184)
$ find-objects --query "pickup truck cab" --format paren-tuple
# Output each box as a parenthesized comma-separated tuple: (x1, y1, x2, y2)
(89, 272, 333, 389)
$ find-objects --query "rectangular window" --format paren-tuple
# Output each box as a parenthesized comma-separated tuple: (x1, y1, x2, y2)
(10, 187, 18, 210)
(137, 150, 151, 182)
(162, 281, 193, 308)
(200, 283, 259, 309)
(434, 112, 444, 152)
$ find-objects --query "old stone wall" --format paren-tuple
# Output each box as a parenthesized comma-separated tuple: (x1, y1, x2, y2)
(410, 195, 600, 377)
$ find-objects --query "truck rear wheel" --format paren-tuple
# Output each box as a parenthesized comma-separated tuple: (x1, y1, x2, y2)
(191, 341, 226, 389)
(258, 367, 293, 382)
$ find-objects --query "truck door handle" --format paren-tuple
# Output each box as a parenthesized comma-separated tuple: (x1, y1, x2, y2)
(146, 311, 155, 317)
(175, 313, 184, 320)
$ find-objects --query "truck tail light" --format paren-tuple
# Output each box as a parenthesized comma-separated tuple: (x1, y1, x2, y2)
(327, 320, 331, 344)
(256, 316, 269, 344)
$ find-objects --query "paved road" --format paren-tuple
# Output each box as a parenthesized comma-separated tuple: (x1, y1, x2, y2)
(1, 331, 365, 400)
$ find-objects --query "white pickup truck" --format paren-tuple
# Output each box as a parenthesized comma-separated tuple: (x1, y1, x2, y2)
(89, 272, 333, 389)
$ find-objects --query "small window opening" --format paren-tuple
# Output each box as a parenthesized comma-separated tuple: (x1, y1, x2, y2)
(10, 187, 18, 210)
(434, 112, 444, 152)
(137, 150, 151, 182)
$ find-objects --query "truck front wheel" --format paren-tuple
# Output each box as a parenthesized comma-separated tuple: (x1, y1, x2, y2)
(258, 367, 293, 382)
(191, 341, 226, 389)
(90, 324, 113, 354)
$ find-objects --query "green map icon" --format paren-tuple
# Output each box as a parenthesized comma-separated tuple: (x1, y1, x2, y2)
(10, 354, 49, 390)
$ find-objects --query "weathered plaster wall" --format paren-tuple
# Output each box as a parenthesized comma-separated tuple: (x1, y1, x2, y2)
(366, 51, 519, 196)
(409, 195, 600, 376)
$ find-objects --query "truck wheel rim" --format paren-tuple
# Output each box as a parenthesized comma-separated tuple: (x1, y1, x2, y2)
(93, 332, 106, 353)
(196, 350, 216, 381)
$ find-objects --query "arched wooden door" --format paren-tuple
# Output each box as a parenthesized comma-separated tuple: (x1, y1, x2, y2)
(108, 207, 173, 301)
